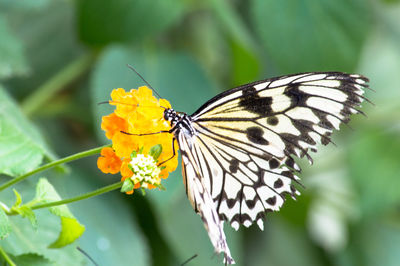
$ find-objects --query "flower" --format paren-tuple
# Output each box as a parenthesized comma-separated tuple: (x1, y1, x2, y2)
(97, 86, 178, 194)
(97, 147, 122, 174)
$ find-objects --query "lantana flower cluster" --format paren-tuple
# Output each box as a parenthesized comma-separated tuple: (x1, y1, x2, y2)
(97, 86, 178, 194)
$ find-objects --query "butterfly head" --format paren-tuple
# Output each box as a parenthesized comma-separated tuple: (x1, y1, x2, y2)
(163, 108, 183, 128)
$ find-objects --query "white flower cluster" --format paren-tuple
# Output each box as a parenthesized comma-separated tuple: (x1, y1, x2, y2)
(129, 154, 161, 188)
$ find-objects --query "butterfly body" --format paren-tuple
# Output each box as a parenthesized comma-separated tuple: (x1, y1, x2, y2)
(162, 72, 369, 264)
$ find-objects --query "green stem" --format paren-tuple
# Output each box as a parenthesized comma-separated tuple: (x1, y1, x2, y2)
(0, 144, 111, 192)
(0, 246, 16, 266)
(22, 52, 97, 116)
(8, 181, 123, 216)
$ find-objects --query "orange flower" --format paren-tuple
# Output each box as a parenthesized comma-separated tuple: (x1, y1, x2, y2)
(97, 147, 122, 174)
(97, 86, 178, 194)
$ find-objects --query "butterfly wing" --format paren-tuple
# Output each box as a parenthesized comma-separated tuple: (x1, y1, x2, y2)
(188, 72, 368, 230)
(178, 132, 235, 264)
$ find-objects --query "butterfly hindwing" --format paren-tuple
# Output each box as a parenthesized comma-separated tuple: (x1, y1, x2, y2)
(192, 122, 300, 230)
(179, 133, 235, 264)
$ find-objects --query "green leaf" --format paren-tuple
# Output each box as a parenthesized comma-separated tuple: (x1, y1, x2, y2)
(34, 178, 85, 248)
(1, 168, 148, 265)
(76, 0, 184, 46)
(0, 15, 29, 79)
(0, 208, 12, 239)
(149, 144, 162, 160)
(9, 189, 38, 229)
(10, 253, 53, 266)
(131, 149, 138, 158)
(18, 206, 38, 230)
(48, 217, 85, 249)
(12, 189, 22, 207)
(138, 146, 144, 154)
(250, 0, 371, 72)
(121, 178, 134, 193)
(0, 86, 57, 177)
(1, 208, 85, 265)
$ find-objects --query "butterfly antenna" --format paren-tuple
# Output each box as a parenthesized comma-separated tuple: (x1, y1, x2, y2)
(126, 64, 163, 99)
(77, 247, 99, 266)
(181, 254, 198, 266)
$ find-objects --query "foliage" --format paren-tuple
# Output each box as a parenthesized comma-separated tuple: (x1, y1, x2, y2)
(1, 0, 400, 265)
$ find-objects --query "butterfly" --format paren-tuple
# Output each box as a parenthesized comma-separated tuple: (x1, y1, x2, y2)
(160, 72, 369, 264)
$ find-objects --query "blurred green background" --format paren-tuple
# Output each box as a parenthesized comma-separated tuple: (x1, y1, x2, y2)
(1, 0, 400, 265)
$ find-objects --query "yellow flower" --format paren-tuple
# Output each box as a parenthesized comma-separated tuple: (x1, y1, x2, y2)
(97, 86, 178, 194)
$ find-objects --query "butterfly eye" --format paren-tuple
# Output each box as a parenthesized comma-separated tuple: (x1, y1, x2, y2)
(163, 110, 170, 121)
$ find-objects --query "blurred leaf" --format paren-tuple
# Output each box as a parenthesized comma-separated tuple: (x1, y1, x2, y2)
(12, 189, 22, 207)
(348, 128, 400, 216)
(34, 178, 85, 248)
(149, 144, 162, 160)
(121, 178, 134, 193)
(209, 0, 258, 53)
(250, 0, 371, 73)
(0, 0, 51, 11)
(247, 217, 323, 266)
(1, 208, 84, 264)
(0, 16, 29, 79)
(358, 23, 400, 104)
(0, 208, 12, 239)
(0, 86, 56, 177)
(18, 205, 38, 230)
(10, 189, 38, 229)
(230, 39, 260, 87)
(10, 253, 53, 266)
(1, 166, 149, 266)
(4, 1, 85, 100)
(48, 217, 85, 249)
(76, 0, 184, 46)
(343, 220, 400, 266)
(49, 168, 149, 266)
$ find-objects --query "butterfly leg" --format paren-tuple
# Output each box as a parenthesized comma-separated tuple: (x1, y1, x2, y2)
(158, 137, 177, 166)
(120, 130, 171, 136)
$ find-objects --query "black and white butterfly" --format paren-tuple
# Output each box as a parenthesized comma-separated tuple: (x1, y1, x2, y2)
(159, 72, 369, 264)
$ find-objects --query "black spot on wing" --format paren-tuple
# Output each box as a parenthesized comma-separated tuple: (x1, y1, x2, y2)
(269, 158, 280, 169)
(267, 116, 279, 126)
(246, 199, 256, 209)
(266, 196, 277, 206)
(246, 127, 269, 145)
(274, 178, 284, 189)
(239, 86, 273, 115)
(229, 159, 239, 173)
(284, 83, 309, 107)
(227, 198, 236, 208)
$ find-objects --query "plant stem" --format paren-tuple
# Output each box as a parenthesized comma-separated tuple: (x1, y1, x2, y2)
(0, 246, 16, 266)
(32, 181, 123, 211)
(7, 181, 123, 216)
(22, 52, 97, 116)
(0, 144, 111, 192)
